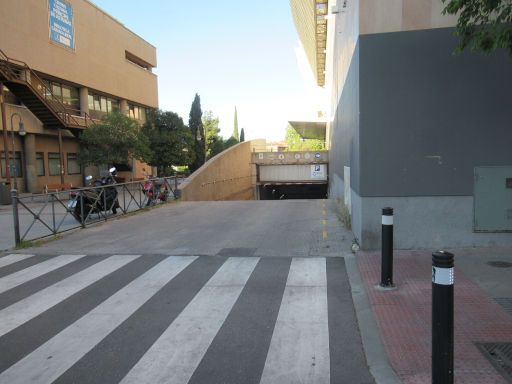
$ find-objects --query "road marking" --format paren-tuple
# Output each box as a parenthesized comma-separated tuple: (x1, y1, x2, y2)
(187, 258, 291, 384)
(121, 257, 259, 384)
(323, 230, 328, 240)
(0, 254, 34, 268)
(0, 255, 85, 294)
(0, 255, 140, 337)
(53, 256, 226, 384)
(0, 256, 196, 384)
(260, 258, 330, 384)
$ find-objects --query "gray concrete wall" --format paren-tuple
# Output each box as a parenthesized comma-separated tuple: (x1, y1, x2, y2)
(328, 27, 512, 249)
(328, 44, 361, 195)
(355, 192, 512, 250)
(359, 27, 512, 197)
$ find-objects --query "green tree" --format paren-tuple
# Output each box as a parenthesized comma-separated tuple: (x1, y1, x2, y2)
(141, 109, 194, 176)
(223, 136, 239, 151)
(188, 93, 205, 171)
(202, 111, 224, 160)
(78, 112, 148, 166)
(442, 0, 512, 55)
(232, 106, 239, 141)
(239, 127, 245, 142)
(284, 125, 325, 151)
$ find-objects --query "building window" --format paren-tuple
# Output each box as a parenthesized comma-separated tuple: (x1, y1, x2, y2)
(36, 152, 45, 176)
(48, 152, 61, 176)
(43, 80, 79, 112)
(1, 152, 23, 178)
(88, 92, 120, 119)
(67, 153, 81, 175)
(128, 104, 148, 122)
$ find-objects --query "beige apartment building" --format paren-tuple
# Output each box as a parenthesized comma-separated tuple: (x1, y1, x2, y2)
(0, 0, 158, 193)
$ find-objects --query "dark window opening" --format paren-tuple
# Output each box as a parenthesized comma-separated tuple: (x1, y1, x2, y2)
(48, 152, 61, 176)
(1, 152, 23, 177)
(125, 51, 153, 71)
(36, 152, 45, 176)
(67, 153, 81, 175)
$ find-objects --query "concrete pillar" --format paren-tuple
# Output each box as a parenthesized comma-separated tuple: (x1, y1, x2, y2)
(23, 133, 37, 193)
(79, 87, 89, 117)
(120, 99, 129, 116)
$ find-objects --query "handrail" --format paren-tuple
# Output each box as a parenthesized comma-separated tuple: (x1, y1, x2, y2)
(0, 48, 88, 130)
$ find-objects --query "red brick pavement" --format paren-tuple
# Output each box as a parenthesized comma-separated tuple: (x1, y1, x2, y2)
(358, 251, 512, 384)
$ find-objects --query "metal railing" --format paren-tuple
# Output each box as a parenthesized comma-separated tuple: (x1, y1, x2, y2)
(0, 49, 94, 129)
(10, 177, 182, 246)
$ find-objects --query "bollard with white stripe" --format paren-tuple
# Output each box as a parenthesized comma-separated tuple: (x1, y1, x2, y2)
(432, 251, 454, 384)
(380, 207, 394, 287)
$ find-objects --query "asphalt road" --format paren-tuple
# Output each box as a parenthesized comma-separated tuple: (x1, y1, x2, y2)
(18, 200, 352, 257)
(0, 200, 375, 384)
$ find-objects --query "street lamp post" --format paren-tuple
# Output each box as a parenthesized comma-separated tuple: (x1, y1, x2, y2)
(10, 113, 26, 190)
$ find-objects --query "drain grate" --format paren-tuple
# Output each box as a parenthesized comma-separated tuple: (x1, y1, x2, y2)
(487, 261, 512, 268)
(495, 298, 512, 317)
(216, 248, 257, 257)
(476, 342, 512, 382)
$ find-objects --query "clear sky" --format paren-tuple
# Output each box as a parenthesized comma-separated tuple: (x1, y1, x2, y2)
(91, 0, 321, 142)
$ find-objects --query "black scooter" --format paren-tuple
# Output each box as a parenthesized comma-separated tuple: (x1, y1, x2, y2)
(69, 167, 120, 222)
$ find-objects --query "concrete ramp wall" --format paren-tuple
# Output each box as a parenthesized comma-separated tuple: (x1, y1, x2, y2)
(179, 139, 265, 201)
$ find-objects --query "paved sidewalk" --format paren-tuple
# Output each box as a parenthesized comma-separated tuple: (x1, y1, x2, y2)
(357, 248, 512, 384)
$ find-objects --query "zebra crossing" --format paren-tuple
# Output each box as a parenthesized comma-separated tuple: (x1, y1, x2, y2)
(0, 253, 375, 384)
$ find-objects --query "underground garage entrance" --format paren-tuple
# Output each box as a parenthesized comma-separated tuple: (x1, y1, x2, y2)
(253, 150, 329, 200)
(258, 183, 328, 200)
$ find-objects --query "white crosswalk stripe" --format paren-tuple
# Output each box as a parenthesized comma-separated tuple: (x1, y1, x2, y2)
(0, 254, 86, 294)
(0, 255, 140, 337)
(0, 254, 341, 384)
(0, 254, 34, 268)
(121, 257, 259, 384)
(260, 258, 330, 384)
(0, 256, 197, 384)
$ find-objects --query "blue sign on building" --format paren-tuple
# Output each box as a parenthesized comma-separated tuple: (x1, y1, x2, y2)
(48, 0, 75, 49)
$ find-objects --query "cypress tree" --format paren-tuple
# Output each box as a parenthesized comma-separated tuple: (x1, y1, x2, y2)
(240, 127, 245, 142)
(188, 93, 205, 171)
(232, 106, 239, 141)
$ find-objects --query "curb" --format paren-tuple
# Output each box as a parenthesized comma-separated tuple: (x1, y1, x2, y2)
(344, 252, 402, 384)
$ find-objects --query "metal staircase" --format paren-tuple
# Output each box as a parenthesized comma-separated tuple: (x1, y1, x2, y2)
(0, 49, 94, 134)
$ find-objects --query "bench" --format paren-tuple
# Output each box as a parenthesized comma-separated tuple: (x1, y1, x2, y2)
(44, 183, 73, 194)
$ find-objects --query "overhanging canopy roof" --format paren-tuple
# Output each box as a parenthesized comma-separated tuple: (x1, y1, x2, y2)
(288, 120, 326, 140)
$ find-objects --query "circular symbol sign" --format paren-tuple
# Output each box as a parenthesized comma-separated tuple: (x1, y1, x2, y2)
(315, 152, 321, 159)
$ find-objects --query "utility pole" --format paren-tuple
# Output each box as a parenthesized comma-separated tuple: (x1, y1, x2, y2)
(0, 83, 12, 186)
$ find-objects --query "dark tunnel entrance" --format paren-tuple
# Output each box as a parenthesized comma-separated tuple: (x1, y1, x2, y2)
(258, 183, 328, 200)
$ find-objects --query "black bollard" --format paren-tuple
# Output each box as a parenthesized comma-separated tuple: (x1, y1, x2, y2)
(11, 189, 20, 245)
(380, 207, 394, 287)
(432, 251, 454, 384)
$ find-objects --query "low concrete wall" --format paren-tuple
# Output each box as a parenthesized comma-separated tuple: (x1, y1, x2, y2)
(179, 139, 265, 201)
